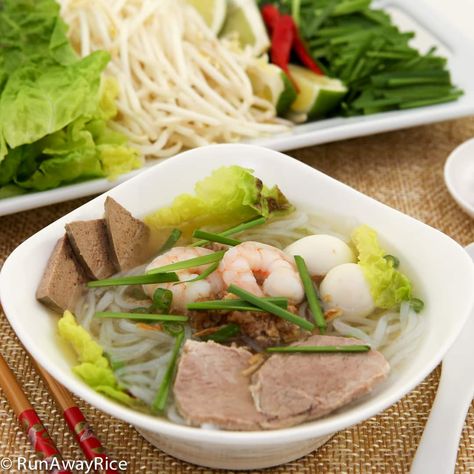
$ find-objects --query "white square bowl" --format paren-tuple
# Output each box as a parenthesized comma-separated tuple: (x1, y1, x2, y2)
(1, 144, 473, 470)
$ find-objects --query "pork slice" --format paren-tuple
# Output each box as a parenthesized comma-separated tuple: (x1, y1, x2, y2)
(65, 219, 116, 280)
(36, 235, 87, 313)
(173, 340, 265, 430)
(104, 197, 150, 271)
(250, 335, 390, 429)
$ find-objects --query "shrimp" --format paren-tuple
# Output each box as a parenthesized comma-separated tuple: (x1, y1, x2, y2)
(218, 241, 305, 304)
(143, 247, 225, 312)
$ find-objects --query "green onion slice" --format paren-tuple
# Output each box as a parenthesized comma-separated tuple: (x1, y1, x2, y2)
(409, 297, 424, 313)
(152, 288, 173, 313)
(266, 345, 371, 353)
(147, 251, 225, 275)
(227, 284, 314, 331)
(199, 324, 241, 343)
(191, 216, 266, 247)
(294, 255, 327, 333)
(192, 230, 241, 246)
(383, 254, 400, 268)
(95, 312, 188, 322)
(187, 297, 288, 312)
(157, 228, 182, 255)
(87, 272, 179, 288)
(152, 330, 185, 412)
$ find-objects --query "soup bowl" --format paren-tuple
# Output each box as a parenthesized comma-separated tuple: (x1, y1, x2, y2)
(1, 144, 473, 470)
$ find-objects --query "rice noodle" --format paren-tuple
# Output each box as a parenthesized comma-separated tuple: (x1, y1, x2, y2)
(75, 210, 425, 412)
(58, 0, 289, 159)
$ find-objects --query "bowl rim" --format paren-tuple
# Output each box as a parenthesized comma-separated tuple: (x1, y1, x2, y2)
(2, 143, 474, 446)
(444, 137, 474, 218)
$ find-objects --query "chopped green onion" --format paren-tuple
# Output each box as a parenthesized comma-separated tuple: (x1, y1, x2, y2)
(192, 230, 241, 246)
(152, 330, 185, 412)
(187, 297, 288, 312)
(384, 254, 400, 268)
(175, 261, 220, 285)
(294, 255, 326, 333)
(87, 272, 179, 288)
(191, 216, 266, 247)
(266, 345, 371, 353)
(228, 284, 314, 331)
(152, 288, 173, 313)
(409, 298, 424, 313)
(157, 228, 182, 254)
(147, 251, 225, 275)
(200, 324, 241, 342)
(95, 312, 188, 322)
(163, 322, 186, 336)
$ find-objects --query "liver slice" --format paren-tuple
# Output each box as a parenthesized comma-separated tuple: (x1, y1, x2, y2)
(173, 340, 265, 430)
(36, 236, 87, 313)
(250, 335, 390, 429)
(104, 197, 150, 271)
(65, 219, 116, 280)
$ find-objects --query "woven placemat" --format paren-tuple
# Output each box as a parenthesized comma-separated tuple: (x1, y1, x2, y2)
(1, 117, 474, 473)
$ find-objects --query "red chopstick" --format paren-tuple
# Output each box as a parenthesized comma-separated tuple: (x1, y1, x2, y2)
(0, 354, 71, 473)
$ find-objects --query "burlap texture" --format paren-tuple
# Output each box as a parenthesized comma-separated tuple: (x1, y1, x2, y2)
(1, 117, 473, 473)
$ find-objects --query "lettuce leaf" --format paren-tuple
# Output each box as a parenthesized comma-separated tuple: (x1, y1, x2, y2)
(0, 0, 139, 194)
(145, 166, 294, 236)
(352, 225, 412, 309)
(58, 311, 135, 406)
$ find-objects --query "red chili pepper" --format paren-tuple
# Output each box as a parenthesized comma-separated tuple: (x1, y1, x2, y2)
(261, 4, 280, 32)
(291, 21, 324, 75)
(269, 14, 294, 76)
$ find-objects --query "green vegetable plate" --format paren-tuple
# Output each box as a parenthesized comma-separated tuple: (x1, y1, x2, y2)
(1, 0, 473, 217)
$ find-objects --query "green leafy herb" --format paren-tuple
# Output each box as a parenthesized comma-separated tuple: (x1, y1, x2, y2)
(152, 330, 185, 412)
(95, 312, 188, 322)
(187, 297, 288, 312)
(87, 272, 179, 288)
(294, 255, 326, 333)
(192, 230, 241, 246)
(147, 251, 225, 275)
(266, 344, 371, 353)
(199, 324, 241, 342)
(158, 228, 182, 254)
(191, 216, 266, 247)
(228, 284, 314, 331)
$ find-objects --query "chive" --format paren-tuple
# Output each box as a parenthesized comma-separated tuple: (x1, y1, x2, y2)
(200, 324, 241, 343)
(187, 297, 288, 312)
(152, 288, 173, 313)
(291, 0, 301, 25)
(175, 261, 220, 285)
(266, 345, 371, 353)
(191, 216, 266, 247)
(399, 93, 462, 109)
(130, 306, 153, 314)
(294, 256, 326, 333)
(157, 228, 182, 254)
(95, 312, 188, 322)
(152, 330, 185, 412)
(147, 251, 225, 275)
(228, 285, 314, 331)
(409, 298, 424, 313)
(383, 254, 400, 268)
(87, 272, 179, 288)
(192, 230, 241, 246)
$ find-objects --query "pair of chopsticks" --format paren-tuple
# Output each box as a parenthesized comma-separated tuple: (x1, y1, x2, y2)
(0, 353, 119, 473)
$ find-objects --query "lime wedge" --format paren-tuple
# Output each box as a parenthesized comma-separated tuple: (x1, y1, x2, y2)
(289, 64, 347, 119)
(247, 62, 297, 116)
(219, 0, 270, 56)
(185, 0, 227, 34)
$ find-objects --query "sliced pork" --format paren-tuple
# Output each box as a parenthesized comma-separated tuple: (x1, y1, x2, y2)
(104, 197, 150, 271)
(36, 236, 87, 313)
(65, 219, 116, 280)
(173, 340, 264, 430)
(250, 335, 390, 429)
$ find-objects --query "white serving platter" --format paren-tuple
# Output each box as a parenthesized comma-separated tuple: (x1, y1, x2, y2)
(1, 0, 473, 217)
